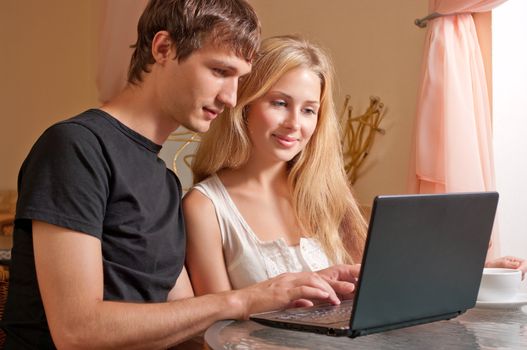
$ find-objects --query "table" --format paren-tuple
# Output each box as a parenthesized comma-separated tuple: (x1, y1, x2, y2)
(205, 306, 527, 349)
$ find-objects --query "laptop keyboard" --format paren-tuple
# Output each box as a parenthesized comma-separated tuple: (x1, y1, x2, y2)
(274, 301, 354, 325)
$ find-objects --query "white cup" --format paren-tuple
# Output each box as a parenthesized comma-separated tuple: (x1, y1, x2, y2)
(477, 268, 521, 302)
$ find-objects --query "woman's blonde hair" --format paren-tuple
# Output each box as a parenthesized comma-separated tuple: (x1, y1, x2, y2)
(192, 35, 367, 263)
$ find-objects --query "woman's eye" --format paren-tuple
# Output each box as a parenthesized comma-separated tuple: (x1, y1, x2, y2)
(271, 100, 287, 107)
(303, 108, 318, 115)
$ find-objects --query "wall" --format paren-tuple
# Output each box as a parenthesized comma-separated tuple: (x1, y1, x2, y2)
(1, 0, 522, 288)
(0, 0, 100, 190)
(0, 1, 427, 207)
(493, 0, 527, 288)
(248, 0, 427, 205)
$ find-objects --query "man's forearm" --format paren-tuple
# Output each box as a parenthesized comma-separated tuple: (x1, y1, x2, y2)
(57, 268, 351, 349)
(51, 291, 241, 350)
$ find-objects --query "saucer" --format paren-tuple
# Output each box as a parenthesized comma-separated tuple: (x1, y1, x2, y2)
(476, 293, 527, 309)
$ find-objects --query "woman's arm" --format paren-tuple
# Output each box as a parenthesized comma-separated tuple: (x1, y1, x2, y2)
(183, 189, 233, 295)
(486, 256, 526, 279)
(167, 266, 194, 301)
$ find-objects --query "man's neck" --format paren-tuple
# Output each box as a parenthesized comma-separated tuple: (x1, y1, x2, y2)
(100, 84, 180, 145)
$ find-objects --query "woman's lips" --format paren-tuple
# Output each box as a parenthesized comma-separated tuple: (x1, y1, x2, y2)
(272, 133, 299, 147)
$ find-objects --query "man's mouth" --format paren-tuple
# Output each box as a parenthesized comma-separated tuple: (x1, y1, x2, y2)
(203, 107, 222, 119)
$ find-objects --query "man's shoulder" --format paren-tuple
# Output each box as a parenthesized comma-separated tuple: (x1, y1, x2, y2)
(56, 108, 111, 133)
(40, 109, 122, 148)
(33, 110, 103, 151)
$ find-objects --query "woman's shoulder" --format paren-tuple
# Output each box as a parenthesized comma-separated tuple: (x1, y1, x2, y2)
(182, 187, 213, 215)
(183, 174, 227, 215)
(186, 174, 222, 197)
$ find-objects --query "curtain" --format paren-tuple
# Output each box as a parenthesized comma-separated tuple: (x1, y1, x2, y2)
(97, 0, 147, 103)
(411, 0, 507, 258)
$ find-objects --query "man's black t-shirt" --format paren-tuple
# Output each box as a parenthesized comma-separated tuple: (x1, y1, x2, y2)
(2, 109, 186, 349)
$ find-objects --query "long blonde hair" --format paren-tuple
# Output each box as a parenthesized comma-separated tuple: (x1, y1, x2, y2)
(192, 35, 367, 263)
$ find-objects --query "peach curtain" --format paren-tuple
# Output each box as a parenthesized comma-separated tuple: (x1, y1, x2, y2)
(412, 0, 507, 194)
(97, 0, 147, 103)
(411, 0, 507, 258)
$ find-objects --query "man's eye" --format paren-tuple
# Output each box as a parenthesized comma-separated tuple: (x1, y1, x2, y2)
(213, 68, 227, 76)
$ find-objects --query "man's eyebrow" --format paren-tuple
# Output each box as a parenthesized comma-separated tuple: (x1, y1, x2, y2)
(209, 59, 243, 74)
(268, 91, 320, 105)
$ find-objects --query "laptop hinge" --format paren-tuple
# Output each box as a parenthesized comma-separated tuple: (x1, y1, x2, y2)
(349, 310, 465, 338)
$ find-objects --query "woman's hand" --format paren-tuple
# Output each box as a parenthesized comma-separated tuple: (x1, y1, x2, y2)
(485, 256, 526, 279)
(317, 264, 361, 300)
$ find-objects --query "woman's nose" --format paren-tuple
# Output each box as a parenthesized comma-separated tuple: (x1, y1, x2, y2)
(281, 110, 300, 130)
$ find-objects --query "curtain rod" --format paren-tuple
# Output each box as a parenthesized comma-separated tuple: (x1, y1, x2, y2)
(415, 11, 474, 28)
(414, 12, 443, 28)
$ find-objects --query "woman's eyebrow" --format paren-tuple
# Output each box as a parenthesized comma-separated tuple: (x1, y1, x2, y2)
(267, 91, 320, 105)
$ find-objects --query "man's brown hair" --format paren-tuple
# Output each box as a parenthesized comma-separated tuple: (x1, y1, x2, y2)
(128, 0, 260, 84)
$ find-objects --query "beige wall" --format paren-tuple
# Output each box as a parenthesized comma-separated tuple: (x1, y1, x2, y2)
(1, 1, 427, 207)
(249, 0, 427, 205)
(0, 1, 100, 190)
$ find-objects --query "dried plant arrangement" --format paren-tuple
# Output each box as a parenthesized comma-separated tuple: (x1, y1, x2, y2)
(167, 131, 201, 176)
(339, 95, 386, 184)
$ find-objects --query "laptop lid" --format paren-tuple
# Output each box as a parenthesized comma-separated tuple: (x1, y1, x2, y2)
(250, 192, 499, 337)
(349, 192, 498, 337)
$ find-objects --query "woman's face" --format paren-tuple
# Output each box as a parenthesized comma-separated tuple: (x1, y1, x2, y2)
(246, 67, 321, 164)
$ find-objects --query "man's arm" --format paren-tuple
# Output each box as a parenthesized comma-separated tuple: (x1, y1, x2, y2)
(33, 221, 345, 349)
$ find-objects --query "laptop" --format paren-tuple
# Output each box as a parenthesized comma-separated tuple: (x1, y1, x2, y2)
(250, 192, 499, 338)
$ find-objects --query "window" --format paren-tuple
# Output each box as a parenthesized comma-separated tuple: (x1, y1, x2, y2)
(493, 0, 527, 272)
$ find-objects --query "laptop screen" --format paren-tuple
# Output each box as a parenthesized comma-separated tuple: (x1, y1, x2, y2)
(350, 192, 498, 335)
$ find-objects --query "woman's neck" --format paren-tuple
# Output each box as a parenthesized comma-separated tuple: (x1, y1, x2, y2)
(219, 156, 290, 197)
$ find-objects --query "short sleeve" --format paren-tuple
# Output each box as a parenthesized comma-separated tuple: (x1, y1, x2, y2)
(16, 122, 111, 238)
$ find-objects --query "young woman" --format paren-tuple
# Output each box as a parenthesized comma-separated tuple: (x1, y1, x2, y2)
(183, 35, 368, 295)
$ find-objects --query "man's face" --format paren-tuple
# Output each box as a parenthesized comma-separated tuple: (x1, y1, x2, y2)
(156, 41, 252, 133)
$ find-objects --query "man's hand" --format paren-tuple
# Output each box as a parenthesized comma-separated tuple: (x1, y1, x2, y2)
(486, 256, 526, 279)
(230, 264, 362, 320)
(233, 271, 342, 319)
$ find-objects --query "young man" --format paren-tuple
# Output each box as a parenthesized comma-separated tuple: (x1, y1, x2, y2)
(1, 1, 360, 348)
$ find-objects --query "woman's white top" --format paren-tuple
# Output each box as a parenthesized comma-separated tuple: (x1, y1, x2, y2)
(191, 174, 332, 289)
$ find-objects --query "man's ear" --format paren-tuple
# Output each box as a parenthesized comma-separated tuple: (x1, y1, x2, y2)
(152, 31, 176, 63)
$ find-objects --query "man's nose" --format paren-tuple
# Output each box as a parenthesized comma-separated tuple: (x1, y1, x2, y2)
(218, 78, 238, 108)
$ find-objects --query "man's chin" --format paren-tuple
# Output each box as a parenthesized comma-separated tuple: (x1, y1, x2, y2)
(183, 122, 211, 134)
